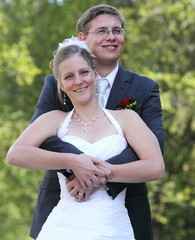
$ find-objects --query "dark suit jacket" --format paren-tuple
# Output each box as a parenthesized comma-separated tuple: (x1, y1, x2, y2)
(30, 65, 164, 240)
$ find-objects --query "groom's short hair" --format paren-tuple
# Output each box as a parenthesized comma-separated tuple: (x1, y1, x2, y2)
(76, 4, 125, 34)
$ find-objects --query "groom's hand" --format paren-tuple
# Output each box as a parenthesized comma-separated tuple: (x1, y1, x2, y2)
(66, 170, 111, 202)
(72, 154, 107, 190)
(66, 175, 95, 202)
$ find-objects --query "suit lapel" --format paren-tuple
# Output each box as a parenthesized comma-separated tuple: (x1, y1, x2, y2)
(106, 65, 131, 110)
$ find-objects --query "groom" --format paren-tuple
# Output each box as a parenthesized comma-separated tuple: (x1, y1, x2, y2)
(30, 5, 164, 240)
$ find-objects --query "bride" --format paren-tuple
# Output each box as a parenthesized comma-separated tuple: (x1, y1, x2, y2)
(6, 37, 165, 240)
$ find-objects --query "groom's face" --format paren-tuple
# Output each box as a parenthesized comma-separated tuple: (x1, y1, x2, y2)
(78, 14, 124, 66)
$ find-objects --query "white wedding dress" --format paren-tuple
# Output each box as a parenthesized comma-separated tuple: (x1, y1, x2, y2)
(36, 108, 135, 240)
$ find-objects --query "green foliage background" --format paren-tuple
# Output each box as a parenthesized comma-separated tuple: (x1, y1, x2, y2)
(0, 0, 194, 239)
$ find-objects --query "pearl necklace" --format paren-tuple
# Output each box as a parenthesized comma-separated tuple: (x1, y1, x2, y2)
(74, 112, 100, 136)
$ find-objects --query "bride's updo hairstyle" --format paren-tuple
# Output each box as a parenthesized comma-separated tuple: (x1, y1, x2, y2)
(52, 37, 96, 103)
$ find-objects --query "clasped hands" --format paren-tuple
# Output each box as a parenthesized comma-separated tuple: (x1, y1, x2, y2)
(67, 154, 112, 201)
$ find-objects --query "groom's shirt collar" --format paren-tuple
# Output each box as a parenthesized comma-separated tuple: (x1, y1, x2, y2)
(98, 64, 119, 89)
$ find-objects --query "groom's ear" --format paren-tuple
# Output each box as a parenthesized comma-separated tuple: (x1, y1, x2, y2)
(78, 32, 87, 41)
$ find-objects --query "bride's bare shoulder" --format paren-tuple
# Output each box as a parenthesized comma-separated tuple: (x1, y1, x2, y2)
(36, 110, 69, 123)
(107, 109, 140, 130)
(108, 109, 138, 120)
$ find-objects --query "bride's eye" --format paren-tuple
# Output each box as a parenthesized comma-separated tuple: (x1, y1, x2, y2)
(64, 75, 73, 80)
(81, 70, 89, 75)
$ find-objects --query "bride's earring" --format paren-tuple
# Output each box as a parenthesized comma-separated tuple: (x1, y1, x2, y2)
(95, 82, 98, 96)
(63, 92, 66, 105)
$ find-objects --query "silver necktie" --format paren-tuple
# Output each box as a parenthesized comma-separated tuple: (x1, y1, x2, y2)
(96, 78, 109, 107)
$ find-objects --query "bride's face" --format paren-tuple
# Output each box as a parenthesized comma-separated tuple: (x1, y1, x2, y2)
(59, 54, 97, 105)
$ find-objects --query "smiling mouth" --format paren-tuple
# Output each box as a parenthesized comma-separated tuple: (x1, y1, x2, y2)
(102, 45, 118, 49)
(73, 86, 88, 92)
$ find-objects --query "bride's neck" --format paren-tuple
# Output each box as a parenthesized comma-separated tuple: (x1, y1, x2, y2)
(73, 102, 102, 121)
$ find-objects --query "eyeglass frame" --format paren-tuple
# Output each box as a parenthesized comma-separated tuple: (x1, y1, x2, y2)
(85, 27, 125, 37)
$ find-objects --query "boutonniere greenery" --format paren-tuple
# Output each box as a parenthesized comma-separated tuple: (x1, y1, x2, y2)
(116, 97, 140, 111)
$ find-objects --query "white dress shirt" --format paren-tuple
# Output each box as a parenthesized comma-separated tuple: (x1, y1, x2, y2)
(98, 64, 119, 107)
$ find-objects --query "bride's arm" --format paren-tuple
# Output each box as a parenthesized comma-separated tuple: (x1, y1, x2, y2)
(107, 110, 165, 183)
(6, 111, 106, 189)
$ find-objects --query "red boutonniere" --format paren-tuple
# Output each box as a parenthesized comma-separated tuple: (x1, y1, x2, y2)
(116, 97, 140, 110)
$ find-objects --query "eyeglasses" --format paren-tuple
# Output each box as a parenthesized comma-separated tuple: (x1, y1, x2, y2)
(86, 27, 125, 37)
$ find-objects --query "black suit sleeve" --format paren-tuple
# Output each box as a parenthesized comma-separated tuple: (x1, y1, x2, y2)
(140, 81, 164, 152)
(105, 80, 164, 198)
(30, 75, 60, 123)
(106, 146, 138, 198)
